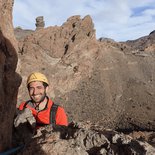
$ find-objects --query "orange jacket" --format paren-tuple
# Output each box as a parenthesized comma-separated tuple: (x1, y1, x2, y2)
(19, 98, 68, 126)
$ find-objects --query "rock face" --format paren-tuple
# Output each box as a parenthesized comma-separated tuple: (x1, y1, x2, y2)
(16, 122, 155, 155)
(35, 16, 45, 30)
(125, 30, 155, 53)
(15, 15, 155, 131)
(17, 15, 155, 132)
(0, 0, 21, 152)
(14, 27, 34, 40)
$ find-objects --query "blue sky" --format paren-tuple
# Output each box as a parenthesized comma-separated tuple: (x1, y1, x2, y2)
(13, 0, 155, 41)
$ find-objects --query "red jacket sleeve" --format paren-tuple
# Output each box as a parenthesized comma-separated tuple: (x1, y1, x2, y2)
(56, 106, 68, 126)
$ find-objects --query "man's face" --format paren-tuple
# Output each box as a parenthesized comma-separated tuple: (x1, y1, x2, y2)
(28, 81, 48, 103)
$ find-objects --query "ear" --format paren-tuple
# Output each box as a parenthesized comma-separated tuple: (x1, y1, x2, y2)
(45, 86, 49, 92)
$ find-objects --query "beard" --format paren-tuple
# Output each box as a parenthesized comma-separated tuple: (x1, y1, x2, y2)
(31, 92, 47, 103)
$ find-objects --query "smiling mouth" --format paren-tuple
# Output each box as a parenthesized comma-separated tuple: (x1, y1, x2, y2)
(34, 95, 40, 97)
(33, 95, 41, 99)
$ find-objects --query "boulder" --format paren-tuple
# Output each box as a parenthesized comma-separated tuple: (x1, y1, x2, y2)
(16, 122, 155, 155)
(35, 16, 45, 30)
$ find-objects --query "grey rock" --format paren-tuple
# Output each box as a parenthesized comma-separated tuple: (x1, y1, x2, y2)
(35, 16, 45, 29)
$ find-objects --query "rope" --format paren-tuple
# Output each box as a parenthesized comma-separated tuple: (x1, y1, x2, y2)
(0, 144, 25, 155)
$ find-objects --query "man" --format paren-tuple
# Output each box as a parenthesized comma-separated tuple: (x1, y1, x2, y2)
(18, 72, 68, 127)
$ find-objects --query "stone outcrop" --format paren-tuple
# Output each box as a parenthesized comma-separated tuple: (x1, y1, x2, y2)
(125, 30, 155, 53)
(15, 122, 155, 155)
(15, 15, 155, 131)
(14, 27, 34, 40)
(35, 16, 45, 30)
(0, 0, 21, 152)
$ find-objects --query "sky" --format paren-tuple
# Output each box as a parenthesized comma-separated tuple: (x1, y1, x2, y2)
(13, 0, 155, 41)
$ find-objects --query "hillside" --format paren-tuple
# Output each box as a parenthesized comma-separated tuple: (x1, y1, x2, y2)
(14, 15, 155, 131)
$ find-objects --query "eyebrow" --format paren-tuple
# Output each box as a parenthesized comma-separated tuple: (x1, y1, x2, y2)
(30, 85, 43, 87)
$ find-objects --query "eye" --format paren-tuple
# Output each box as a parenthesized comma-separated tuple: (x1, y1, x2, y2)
(37, 86, 44, 89)
(29, 87, 34, 91)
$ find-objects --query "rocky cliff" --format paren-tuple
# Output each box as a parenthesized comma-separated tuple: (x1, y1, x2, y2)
(0, 0, 21, 152)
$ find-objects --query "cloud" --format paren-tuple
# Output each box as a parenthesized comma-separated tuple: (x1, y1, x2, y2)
(13, 0, 155, 41)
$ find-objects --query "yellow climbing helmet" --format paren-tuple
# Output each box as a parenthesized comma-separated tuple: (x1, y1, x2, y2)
(27, 72, 49, 86)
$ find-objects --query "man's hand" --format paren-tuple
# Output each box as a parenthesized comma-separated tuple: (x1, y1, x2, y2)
(14, 108, 36, 129)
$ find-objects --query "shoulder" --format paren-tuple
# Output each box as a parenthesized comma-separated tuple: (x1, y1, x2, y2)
(48, 99, 66, 114)
(55, 105, 68, 126)
(56, 105, 66, 115)
(18, 102, 26, 110)
(50, 102, 65, 113)
(18, 100, 31, 110)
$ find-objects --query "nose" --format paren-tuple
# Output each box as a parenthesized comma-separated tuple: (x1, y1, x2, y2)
(32, 88, 38, 95)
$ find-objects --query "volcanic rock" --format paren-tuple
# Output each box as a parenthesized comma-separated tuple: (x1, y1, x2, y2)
(14, 27, 34, 40)
(16, 122, 155, 155)
(0, 0, 21, 152)
(35, 16, 45, 30)
(15, 15, 155, 131)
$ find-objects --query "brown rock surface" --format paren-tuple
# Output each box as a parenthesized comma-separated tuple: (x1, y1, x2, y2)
(16, 122, 155, 155)
(125, 30, 155, 53)
(0, 0, 21, 152)
(15, 15, 155, 131)
(14, 27, 34, 40)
